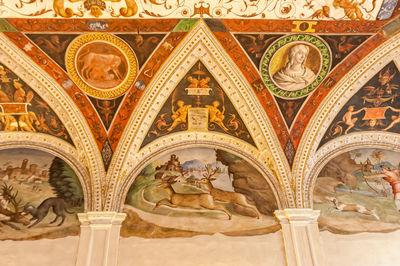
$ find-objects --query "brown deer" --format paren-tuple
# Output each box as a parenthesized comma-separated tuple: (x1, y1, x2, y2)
(153, 181, 232, 220)
(197, 165, 261, 219)
(0, 183, 30, 229)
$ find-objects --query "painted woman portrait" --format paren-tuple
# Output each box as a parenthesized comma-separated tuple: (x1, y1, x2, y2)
(272, 44, 317, 91)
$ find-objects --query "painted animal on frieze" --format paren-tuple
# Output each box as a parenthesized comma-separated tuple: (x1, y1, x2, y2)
(314, 148, 400, 234)
(153, 180, 232, 220)
(0, 149, 84, 240)
(123, 148, 279, 237)
(196, 165, 261, 219)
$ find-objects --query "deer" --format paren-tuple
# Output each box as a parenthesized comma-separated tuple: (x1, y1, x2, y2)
(153, 180, 232, 220)
(0, 183, 30, 229)
(196, 165, 261, 219)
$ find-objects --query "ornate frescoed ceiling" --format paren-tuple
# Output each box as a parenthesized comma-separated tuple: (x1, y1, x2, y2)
(1, 0, 400, 218)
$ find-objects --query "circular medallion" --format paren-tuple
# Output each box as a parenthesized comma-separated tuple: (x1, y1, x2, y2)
(260, 34, 331, 99)
(66, 33, 137, 99)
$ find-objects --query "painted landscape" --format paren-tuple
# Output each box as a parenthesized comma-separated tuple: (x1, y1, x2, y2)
(0, 148, 83, 240)
(314, 148, 400, 234)
(122, 147, 279, 238)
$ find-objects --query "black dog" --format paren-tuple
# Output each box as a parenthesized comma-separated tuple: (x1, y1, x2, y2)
(23, 197, 74, 228)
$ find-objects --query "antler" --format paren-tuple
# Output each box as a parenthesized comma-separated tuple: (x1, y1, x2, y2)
(202, 165, 220, 179)
(1, 183, 23, 213)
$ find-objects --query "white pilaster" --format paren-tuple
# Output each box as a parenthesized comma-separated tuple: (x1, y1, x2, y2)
(275, 209, 325, 266)
(76, 212, 126, 266)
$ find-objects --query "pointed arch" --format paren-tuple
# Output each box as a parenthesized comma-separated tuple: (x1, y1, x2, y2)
(293, 31, 400, 207)
(0, 33, 105, 210)
(105, 21, 293, 210)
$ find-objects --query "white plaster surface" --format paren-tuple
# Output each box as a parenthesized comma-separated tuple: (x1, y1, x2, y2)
(0, 236, 78, 266)
(322, 230, 400, 266)
(119, 232, 286, 266)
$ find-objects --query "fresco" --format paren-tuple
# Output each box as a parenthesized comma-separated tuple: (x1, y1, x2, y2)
(66, 33, 138, 99)
(320, 61, 400, 148)
(314, 148, 400, 234)
(122, 147, 278, 238)
(0, 0, 392, 20)
(0, 63, 72, 144)
(141, 61, 256, 148)
(260, 34, 331, 99)
(0, 148, 83, 240)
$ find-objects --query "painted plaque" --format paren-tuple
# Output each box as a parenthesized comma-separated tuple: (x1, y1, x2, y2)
(122, 147, 278, 238)
(314, 148, 400, 234)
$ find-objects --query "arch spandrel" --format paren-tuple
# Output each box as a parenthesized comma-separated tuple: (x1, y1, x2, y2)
(294, 31, 400, 208)
(106, 21, 294, 211)
(0, 33, 105, 210)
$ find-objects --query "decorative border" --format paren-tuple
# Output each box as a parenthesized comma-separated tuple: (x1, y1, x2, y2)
(66, 33, 137, 99)
(260, 34, 331, 99)
(293, 32, 400, 207)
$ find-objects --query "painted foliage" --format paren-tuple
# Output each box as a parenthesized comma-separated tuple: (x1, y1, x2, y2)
(314, 148, 400, 234)
(0, 148, 83, 240)
(0, 0, 394, 20)
(122, 147, 278, 238)
(0, 63, 72, 144)
(141, 61, 255, 148)
(320, 61, 400, 148)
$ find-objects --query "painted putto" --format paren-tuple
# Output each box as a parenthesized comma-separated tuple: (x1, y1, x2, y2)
(314, 148, 400, 234)
(122, 147, 278, 238)
(320, 61, 400, 148)
(0, 63, 72, 144)
(142, 61, 255, 148)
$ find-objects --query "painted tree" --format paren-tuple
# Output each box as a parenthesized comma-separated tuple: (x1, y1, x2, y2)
(49, 157, 84, 207)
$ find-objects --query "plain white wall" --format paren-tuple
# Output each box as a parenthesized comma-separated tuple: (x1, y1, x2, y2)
(0, 236, 78, 266)
(322, 230, 400, 266)
(119, 232, 286, 266)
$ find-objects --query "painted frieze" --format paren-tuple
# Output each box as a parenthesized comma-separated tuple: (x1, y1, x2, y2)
(320, 61, 400, 148)
(141, 61, 256, 148)
(0, 63, 72, 144)
(0, 148, 83, 240)
(122, 147, 278, 238)
(314, 148, 400, 233)
(0, 0, 394, 20)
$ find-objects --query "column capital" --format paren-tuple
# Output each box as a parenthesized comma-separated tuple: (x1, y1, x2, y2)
(78, 212, 126, 226)
(274, 208, 320, 224)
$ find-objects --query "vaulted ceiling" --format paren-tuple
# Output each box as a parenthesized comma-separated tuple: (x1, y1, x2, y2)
(1, 0, 400, 212)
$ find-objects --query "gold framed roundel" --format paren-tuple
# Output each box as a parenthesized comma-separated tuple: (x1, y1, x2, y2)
(66, 33, 138, 99)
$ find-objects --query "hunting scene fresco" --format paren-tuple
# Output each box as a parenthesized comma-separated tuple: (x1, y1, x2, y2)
(141, 61, 255, 148)
(320, 61, 400, 148)
(0, 149, 83, 240)
(122, 147, 278, 238)
(314, 148, 400, 234)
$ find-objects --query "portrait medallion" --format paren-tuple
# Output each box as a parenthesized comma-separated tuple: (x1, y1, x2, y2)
(66, 33, 137, 99)
(260, 34, 331, 99)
